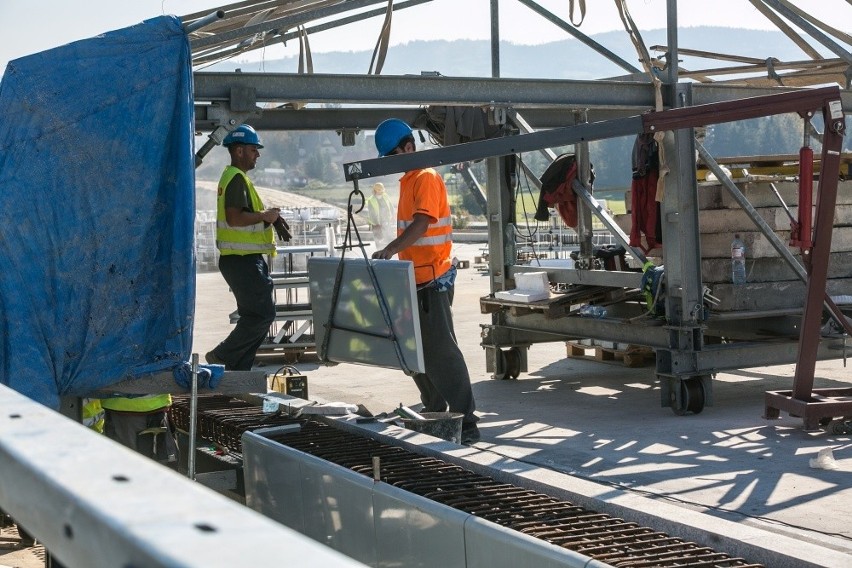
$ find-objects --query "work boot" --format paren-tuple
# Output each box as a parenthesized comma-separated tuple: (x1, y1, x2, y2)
(205, 350, 226, 366)
(461, 423, 481, 445)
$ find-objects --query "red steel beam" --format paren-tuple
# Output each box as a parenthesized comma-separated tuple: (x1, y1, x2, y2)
(641, 85, 841, 132)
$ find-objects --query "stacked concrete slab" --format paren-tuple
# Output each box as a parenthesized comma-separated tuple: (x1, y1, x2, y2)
(618, 178, 852, 312)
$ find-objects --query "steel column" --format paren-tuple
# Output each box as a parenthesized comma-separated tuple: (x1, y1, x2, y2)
(490, 0, 500, 79)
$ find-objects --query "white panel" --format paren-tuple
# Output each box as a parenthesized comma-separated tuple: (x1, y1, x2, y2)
(464, 516, 600, 568)
(309, 257, 425, 373)
(242, 432, 307, 532)
(373, 482, 468, 568)
(299, 451, 378, 567)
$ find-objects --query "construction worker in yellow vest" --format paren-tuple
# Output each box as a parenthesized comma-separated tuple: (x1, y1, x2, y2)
(101, 394, 178, 464)
(365, 182, 396, 250)
(206, 124, 290, 370)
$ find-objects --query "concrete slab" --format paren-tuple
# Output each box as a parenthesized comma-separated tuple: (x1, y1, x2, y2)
(708, 278, 852, 311)
(700, 252, 852, 283)
(701, 227, 852, 258)
(193, 241, 852, 564)
(615, 207, 852, 252)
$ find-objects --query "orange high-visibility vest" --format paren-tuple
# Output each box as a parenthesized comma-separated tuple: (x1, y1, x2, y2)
(396, 168, 453, 285)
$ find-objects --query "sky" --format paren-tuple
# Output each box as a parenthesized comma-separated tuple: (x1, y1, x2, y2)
(1, 0, 849, 71)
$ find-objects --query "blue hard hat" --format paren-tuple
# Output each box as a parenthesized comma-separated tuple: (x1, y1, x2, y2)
(223, 124, 263, 148)
(375, 118, 413, 157)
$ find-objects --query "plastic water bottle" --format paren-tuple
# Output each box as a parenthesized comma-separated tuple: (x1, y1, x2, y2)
(731, 234, 746, 285)
(579, 305, 607, 318)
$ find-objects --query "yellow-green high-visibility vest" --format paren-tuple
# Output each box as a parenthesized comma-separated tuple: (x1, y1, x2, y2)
(216, 166, 276, 256)
(100, 394, 172, 413)
(82, 398, 105, 433)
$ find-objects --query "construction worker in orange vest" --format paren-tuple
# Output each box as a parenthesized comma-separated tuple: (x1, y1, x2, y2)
(371, 118, 480, 445)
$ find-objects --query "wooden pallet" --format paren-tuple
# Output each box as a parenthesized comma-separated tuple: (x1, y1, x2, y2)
(565, 342, 655, 368)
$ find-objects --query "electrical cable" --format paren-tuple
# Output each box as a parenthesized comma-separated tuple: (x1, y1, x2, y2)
(513, 154, 542, 265)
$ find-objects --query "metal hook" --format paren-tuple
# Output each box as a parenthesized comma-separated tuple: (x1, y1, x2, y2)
(347, 179, 366, 215)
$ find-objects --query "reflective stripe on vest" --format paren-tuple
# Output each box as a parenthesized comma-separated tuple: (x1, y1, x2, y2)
(412, 233, 452, 246)
(398, 215, 452, 230)
(100, 394, 172, 413)
(82, 398, 105, 433)
(216, 166, 276, 256)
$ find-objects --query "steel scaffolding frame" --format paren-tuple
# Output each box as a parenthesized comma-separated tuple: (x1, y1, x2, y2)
(189, 0, 851, 416)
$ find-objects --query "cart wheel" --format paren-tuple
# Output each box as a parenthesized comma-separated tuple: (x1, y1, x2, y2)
(492, 349, 508, 380)
(492, 348, 518, 381)
(671, 378, 705, 416)
(504, 347, 522, 380)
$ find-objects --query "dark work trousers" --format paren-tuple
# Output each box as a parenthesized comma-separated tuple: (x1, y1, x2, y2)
(103, 409, 179, 465)
(213, 254, 275, 370)
(412, 284, 478, 425)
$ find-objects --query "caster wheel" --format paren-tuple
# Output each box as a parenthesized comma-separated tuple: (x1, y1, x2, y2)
(492, 348, 521, 380)
(671, 378, 705, 416)
(504, 347, 521, 380)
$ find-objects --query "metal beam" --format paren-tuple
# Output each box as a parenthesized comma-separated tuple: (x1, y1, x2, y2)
(641, 85, 842, 131)
(193, 72, 658, 107)
(192, 76, 852, 125)
(343, 116, 644, 180)
(88, 370, 268, 397)
(792, 101, 846, 400)
(689, 83, 852, 113)
(342, 86, 843, 181)
(191, 0, 392, 50)
(0, 384, 366, 568)
(194, 106, 640, 131)
(193, 0, 432, 65)
(511, 265, 644, 288)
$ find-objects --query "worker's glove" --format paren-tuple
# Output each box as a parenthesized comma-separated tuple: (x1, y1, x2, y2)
(172, 362, 223, 390)
(273, 216, 291, 242)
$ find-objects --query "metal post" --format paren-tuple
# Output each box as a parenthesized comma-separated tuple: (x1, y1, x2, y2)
(574, 110, 592, 259)
(666, 0, 678, 85)
(490, 0, 500, 78)
(188, 353, 199, 481)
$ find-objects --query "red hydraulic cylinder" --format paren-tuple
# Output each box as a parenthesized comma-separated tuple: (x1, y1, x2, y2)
(792, 145, 814, 253)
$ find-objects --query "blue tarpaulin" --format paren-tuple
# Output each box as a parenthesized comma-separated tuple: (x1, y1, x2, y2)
(0, 16, 195, 409)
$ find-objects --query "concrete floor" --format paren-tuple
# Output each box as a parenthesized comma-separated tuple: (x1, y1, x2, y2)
(193, 242, 852, 566)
